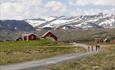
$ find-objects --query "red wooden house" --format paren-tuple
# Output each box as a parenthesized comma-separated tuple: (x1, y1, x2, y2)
(42, 31, 58, 41)
(17, 33, 39, 41)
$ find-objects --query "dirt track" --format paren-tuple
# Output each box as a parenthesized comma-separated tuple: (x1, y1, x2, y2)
(0, 43, 97, 70)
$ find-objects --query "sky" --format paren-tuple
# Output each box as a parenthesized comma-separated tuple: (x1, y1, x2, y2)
(0, 0, 115, 20)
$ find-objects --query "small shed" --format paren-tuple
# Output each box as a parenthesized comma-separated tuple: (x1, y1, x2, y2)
(42, 31, 58, 41)
(16, 37, 23, 41)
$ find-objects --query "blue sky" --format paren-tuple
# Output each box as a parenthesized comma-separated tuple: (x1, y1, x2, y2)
(0, 0, 114, 20)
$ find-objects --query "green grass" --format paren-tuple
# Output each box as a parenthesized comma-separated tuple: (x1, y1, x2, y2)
(0, 39, 85, 65)
(46, 44, 115, 70)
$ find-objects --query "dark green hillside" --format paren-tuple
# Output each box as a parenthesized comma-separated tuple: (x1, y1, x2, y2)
(36, 29, 115, 42)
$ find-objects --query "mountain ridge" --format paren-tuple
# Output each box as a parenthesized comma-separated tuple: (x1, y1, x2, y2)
(26, 13, 115, 30)
(0, 13, 115, 31)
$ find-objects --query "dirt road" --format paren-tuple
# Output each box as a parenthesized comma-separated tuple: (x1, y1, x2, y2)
(0, 43, 97, 70)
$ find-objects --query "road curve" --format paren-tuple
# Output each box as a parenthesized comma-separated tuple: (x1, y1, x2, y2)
(0, 43, 97, 70)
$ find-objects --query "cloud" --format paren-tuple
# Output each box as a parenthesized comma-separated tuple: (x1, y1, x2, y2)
(45, 1, 66, 16)
(0, 2, 24, 20)
(0, 0, 44, 20)
(0, 0, 42, 5)
(0, 0, 114, 20)
(45, 1, 65, 11)
(70, 8, 115, 16)
(0, 0, 66, 20)
(72, 0, 115, 6)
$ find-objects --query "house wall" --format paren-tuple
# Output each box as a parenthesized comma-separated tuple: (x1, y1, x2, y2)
(21, 34, 38, 41)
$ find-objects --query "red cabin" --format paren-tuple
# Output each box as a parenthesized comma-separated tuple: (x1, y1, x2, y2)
(17, 33, 39, 41)
(42, 31, 58, 41)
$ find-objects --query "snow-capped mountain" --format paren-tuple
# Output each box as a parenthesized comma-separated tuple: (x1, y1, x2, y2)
(25, 17, 55, 27)
(26, 13, 115, 30)
(0, 13, 114, 31)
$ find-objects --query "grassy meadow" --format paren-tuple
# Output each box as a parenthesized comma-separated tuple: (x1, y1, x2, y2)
(45, 44, 115, 70)
(0, 39, 85, 65)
